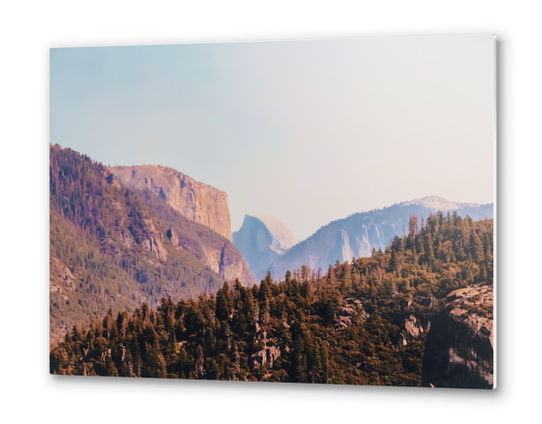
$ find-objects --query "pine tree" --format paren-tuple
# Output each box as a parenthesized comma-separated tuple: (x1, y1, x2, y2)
(285, 270, 292, 284)
(469, 229, 485, 263)
(388, 249, 403, 275)
(216, 282, 233, 321)
(408, 214, 418, 238)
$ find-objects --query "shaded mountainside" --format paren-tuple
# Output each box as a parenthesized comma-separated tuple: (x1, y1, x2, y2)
(233, 214, 297, 276)
(51, 212, 493, 389)
(109, 165, 232, 241)
(50, 145, 254, 346)
(261, 196, 493, 280)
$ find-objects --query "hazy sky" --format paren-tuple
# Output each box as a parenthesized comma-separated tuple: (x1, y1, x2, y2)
(51, 35, 495, 240)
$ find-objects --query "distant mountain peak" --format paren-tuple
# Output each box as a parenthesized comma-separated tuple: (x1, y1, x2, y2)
(401, 195, 458, 211)
(233, 214, 297, 276)
(252, 215, 297, 253)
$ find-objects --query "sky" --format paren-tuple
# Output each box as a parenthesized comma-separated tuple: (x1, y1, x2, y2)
(50, 35, 495, 240)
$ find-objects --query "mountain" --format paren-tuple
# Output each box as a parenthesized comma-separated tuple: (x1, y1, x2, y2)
(261, 196, 493, 280)
(51, 213, 494, 388)
(136, 190, 255, 286)
(50, 145, 254, 345)
(233, 214, 297, 276)
(109, 165, 232, 241)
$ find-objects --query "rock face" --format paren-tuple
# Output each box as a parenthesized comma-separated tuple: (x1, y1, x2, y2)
(109, 165, 232, 241)
(395, 315, 424, 348)
(250, 330, 281, 369)
(422, 285, 494, 389)
(251, 346, 281, 370)
(50, 256, 76, 294)
(109, 165, 255, 286)
(141, 218, 168, 261)
(233, 214, 297, 277)
(166, 226, 256, 286)
(262, 196, 493, 280)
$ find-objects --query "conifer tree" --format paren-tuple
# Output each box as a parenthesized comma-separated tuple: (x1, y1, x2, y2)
(216, 282, 233, 321)
(469, 229, 485, 263)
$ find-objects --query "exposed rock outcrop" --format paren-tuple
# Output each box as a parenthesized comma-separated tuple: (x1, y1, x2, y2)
(250, 330, 281, 369)
(334, 315, 352, 330)
(395, 315, 423, 348)
(166, 226, 255, 286)
(50, 257, 76, 293)
(142, 219, 168, 261)
(262, 196, 493, 280)
(233, 214, 297, 277)
(422, 285, 494, 389)
(334, 298, 367, 330)
(109, 165, 232, 241)
(251, 346, 281, 370)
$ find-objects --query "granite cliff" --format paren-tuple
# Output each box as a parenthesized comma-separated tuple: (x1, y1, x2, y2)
(233, 214, 297, 277)
(422, 285, 494, 389)
(109, 167, 255, 286)
(109, 165, 232, 241)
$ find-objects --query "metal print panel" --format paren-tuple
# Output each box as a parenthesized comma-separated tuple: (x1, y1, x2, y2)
(49, 34, 496, 388)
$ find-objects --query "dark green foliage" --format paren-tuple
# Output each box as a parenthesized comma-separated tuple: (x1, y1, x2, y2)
(51, 214, 493, 386)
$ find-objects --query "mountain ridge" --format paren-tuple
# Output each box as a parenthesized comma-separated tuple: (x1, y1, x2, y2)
(260, 196, 493, 280)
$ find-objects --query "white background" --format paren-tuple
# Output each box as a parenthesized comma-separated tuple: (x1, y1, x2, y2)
(0, 1, 539, 423)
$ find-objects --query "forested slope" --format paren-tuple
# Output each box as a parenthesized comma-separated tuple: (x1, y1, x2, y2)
(51, 210, 493, 388)
(50, 145, 253, 346)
